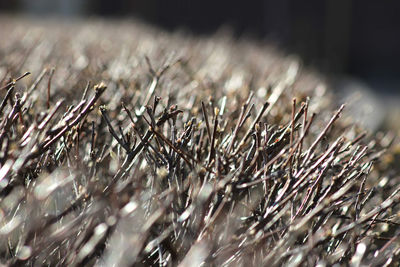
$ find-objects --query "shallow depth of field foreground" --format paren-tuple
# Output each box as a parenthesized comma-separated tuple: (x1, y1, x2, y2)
(0, 17, 399, 266)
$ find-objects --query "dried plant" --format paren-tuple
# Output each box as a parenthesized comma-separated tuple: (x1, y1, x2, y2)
(0, 17, 399, 266)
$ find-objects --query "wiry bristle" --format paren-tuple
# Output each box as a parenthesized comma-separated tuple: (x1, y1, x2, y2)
(0, 17, 399, 267)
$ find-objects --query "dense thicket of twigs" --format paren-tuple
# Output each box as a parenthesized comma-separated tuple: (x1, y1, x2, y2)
(0, 17, 399, 266)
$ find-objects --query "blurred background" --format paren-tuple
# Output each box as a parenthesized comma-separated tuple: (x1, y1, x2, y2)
(0, 0, 399, 129)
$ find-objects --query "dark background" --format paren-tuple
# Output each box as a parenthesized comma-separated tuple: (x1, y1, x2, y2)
(1, 0, 399, 94)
